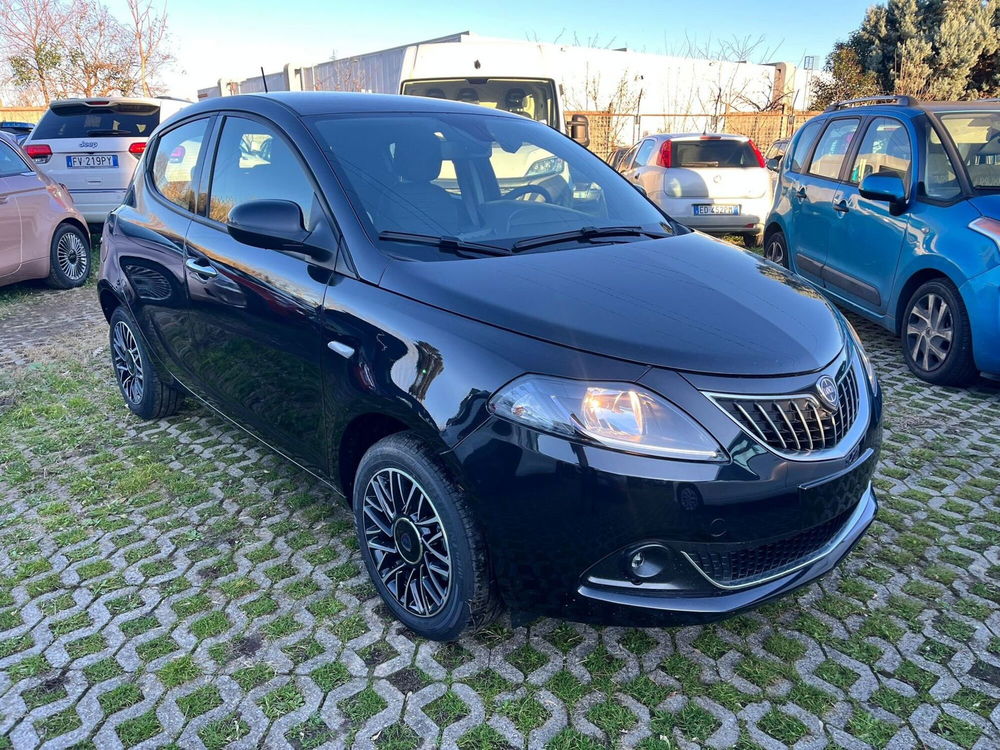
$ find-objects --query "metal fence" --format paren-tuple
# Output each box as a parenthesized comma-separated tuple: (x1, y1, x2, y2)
(568, 109, 823, 160)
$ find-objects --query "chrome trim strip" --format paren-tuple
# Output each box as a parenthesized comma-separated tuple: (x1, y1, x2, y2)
(680, 489, 871, 591)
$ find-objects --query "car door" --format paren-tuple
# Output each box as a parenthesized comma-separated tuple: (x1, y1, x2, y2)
(624, 139, 657, 192)
(1, 143, 59, 268)
(826, 116, 913, 313)
(183, 113, 334, 470)
(0, 141, 24, 278)
(789, 117, 861, 283)
(109, 116, 213, 378)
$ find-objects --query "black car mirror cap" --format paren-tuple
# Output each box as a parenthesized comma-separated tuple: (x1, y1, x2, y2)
(226, 199, 318, 254)
(766, 156, 781, 172)
(858, 173, 907, 211)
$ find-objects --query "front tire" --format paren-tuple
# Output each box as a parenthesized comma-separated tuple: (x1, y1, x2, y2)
(353, 432, 501, 641)
(109, 306, 184, 419)
(763, 230, 789, 268)
(901, 279, 977, 386)
(46, 224, 91, 289)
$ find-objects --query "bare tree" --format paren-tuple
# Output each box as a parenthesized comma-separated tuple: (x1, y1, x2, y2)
(125, 0, 173, 96)
(0, 0, 70, 103)
(61, 0, 134, 96)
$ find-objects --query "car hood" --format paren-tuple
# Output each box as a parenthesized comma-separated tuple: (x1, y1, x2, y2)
(379, 232, 845, 376)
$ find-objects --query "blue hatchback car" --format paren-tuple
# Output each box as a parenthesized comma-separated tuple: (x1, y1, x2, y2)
(764, 96, 1000, 386)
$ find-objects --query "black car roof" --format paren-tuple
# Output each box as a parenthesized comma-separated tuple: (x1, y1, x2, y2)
(184, 91, 521, 119)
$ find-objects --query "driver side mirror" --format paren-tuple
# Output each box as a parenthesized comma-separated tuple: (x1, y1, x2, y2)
(227, 199, 312, 253)
(568, 114, 590, 148)
(859, 173, 907, 212)
(766, 156, 781, 172)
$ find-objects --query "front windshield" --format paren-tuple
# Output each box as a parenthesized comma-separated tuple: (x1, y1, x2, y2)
(401, 78, 556, 128)
(311, 111, 674, 258)
(937, 110, 1000, 189)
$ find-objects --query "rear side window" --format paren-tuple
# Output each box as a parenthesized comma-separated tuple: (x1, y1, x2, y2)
(849, 117, 912, 184)
(634, 139, 655, 166)
(0, 140, 29, 176)
(207, 116, 316, 224)
(151, 119, 209, 212)
(672, 139, 759, 168)
(32, 103, 160, 139)
(808, 118, 860, 180)
(786, 121, 822, 173)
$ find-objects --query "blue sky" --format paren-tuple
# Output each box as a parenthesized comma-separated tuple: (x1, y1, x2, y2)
(106, 0, 876, 98)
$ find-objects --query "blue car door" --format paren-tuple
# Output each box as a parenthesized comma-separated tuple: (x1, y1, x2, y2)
(788, 117, 862, 284)
(824, 116, 912, 314)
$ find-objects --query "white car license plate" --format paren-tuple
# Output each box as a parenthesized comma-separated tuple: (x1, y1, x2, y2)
(66, 154, 118, 168)
(693, 204, 739, 216)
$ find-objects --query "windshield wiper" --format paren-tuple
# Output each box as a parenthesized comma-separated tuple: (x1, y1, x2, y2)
(378, 231, 510, 257)
(512, 225, 672, 252)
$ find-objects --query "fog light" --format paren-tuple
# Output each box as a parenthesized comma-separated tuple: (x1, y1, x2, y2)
(625, 544, 672, 581)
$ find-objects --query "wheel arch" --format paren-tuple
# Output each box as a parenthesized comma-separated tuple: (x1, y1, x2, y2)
(893, 267, 958, 336)
(762, 219, 784, 245)
(335, 412, 451, 503)
(97, 281, 123, 323)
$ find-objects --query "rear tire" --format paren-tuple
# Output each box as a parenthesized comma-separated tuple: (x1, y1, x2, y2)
(109, 306, 184, 419)
(46, 224, 91, 289)
(352, 432, 501, 641)
(763, 230, 789, 268)
(901, 279, 977, 386)
(742, 230, 763, 250)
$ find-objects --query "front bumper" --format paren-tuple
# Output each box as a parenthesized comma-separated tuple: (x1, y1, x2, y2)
(960, 263, 1000, 376)
(451, 357, 882, 626)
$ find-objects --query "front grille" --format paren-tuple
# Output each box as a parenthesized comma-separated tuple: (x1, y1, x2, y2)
(681, 505, 855, 588)
(711, 365, 860, 455)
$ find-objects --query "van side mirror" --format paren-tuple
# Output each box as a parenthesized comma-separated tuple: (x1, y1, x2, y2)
(568, 114, 590, 148)
(859, 173, 907, 211)
(227, 199, 312, 252)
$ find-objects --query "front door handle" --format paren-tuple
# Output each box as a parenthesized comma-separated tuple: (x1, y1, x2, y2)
(327, 340, 355, 359)
(185, 257, 218, 278)
(0, 195, 7, 204)
(794, 187, 807, 199)
(833, 200, 849, 213)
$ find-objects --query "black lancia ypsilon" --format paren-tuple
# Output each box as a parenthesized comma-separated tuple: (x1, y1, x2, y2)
(98, 92, 881, 640)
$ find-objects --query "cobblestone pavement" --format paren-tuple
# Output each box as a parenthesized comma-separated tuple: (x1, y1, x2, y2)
(1, 281, 999, 750)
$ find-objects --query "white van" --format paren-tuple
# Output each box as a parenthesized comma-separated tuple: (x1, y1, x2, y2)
(23, 97, 190, 224)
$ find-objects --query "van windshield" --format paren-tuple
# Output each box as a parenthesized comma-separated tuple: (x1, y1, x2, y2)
(937, 110, 1000, 189)
(401, 78, 557, 128)
(311, 110, 673, 259)
(33, 103, 160, 139)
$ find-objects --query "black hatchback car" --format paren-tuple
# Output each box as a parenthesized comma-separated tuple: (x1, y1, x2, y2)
(98, 92, 882, 640)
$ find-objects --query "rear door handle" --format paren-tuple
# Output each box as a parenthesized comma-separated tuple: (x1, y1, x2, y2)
(185, 257, 218, 278)
(833, 200, 849, 213)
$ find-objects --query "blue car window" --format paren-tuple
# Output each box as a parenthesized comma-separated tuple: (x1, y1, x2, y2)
(923, 126, 962, 200)
(808, 119, 860, 180)
(786, 121, 822, 174)
(849, 117, 911, 185)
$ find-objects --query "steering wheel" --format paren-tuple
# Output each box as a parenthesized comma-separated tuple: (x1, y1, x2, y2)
(504, 184, 553, 203)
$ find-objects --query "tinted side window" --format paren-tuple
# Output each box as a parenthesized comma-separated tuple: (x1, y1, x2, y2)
(787, 121, 821, 173)
(808, 118, 860, 180)
(634, 139, 655, 166)
(849, 117, 912, 184)
(151, 119, 209, 212)
(0, 141, 29, 177)
(208, 117, 315, 224)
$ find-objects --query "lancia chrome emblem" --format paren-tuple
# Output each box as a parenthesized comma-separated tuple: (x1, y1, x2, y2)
(816, 375, 839, 410)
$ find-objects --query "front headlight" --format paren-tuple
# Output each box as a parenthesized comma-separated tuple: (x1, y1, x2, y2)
(488, 375, 725, 461)
(525, 156, 565, 177)
(846, 321, 877, 389)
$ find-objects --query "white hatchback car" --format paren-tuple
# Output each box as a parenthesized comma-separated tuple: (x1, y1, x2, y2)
(23, 97, 190, 224)
(619, 133, 772, 248)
